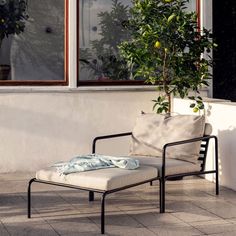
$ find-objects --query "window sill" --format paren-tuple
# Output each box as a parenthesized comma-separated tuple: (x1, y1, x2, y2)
(0, 86, 210, 94)
(0, 85, 161, 93)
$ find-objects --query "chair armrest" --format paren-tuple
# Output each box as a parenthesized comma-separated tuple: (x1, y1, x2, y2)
(161, 135, 218, 177)
(92, 132, 132, 153)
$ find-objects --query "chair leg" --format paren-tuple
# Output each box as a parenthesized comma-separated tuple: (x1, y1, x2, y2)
(159, 179, 162, 210)
(214, 136, 219, 195)
(28, 178, 35, 218)
(216, 170, 219, 195)
(160, 178, 165, 213)
(150, 181, 153, 186)
(89, 191, 94, 201)
(101, 193, 107, 234)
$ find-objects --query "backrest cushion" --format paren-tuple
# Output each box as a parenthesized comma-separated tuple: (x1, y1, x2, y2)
(129, 114, 205, 164)
(204, 123, 212, 136)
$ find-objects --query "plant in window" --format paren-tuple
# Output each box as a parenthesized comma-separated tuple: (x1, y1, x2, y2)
(0, 0, 28, 80)
(119, 0, 217, 113)
(80, 0, 131, 80)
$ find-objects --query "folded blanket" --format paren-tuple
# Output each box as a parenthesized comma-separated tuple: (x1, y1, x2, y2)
(52, 154, 139, 175)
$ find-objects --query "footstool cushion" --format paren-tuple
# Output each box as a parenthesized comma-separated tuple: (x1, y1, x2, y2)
(36, 165, 158, 191)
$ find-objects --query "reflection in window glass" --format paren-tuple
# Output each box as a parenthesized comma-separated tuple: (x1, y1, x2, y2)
(185, 0, 197, 12)
(78, 0, 197, 83)
(79, 0, 132, 82)
(0, 0, 65, 82)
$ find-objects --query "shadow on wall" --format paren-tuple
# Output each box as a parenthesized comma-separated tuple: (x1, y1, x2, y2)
(217, 127, 236, 188)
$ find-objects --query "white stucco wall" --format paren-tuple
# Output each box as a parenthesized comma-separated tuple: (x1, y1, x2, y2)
(174, 98, 236, 191)
(0, 91, 159, 172)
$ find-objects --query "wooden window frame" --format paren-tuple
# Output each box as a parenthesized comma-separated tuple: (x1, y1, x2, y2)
(0, 0, 69, 86)
(196, 0, 201, 29)
(77, 0, 201, 87)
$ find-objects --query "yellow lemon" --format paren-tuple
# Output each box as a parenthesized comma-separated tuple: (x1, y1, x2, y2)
(165, 0, 173, 3)
(154, 41, 161, 49)
(164, 48, 168, 53)
(193, 107, 199, 113)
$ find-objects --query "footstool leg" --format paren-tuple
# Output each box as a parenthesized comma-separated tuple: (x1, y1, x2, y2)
(28, 178, 35, 218)
(101, 193, 107, 234)
(89, 191, 94, 201)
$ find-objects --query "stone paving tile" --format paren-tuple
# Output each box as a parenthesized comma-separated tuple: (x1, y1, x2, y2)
(0, 221, 10, 236)
(188, 191, 236, 214)
(215, 189, 236, 205)
(148, 225, 203, 236)
(166, 180, 214, 191)
(0, 181, 29, 194)
(2, 173, 236, 235)
(4, 222, 59, 236)
(48, 217, 100, 235)
(206, 204, 236, 219)
(190, 219, 236, 235)
(165, 192, 192, 202)
(105, 225, 157, 236)
(188, 192, 223, 208)
(125, 209, 186, 227)
(166, 201, 203, 213)
(0, 193, 26, 218)
(113, 199, 156, 212)
(172, 208, 220, 223)
(207, 232, 236, 236)
(227, 218, 236, 224)
(90, 212, 141, 228)
(1, 211, 45, 225)
(30, 191, 72, 207)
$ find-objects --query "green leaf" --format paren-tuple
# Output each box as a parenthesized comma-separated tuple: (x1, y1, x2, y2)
(152, 102, 158, 111)
(167, 14, 176, 23)
(188, 96, 195, 100)
(201, 80, 209, 86)
(198, 104, 205, 110)
(157, 107, 163, 114)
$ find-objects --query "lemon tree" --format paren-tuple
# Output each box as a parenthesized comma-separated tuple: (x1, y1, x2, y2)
(119, 0, 216, 113)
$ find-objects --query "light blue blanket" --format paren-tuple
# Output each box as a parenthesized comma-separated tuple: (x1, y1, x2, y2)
(52, 154, 139, 175)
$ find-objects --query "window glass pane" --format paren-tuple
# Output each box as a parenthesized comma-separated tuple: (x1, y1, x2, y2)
(0, 0, 66, 82)
(79, 0, 132, 82)
(185, 0, 197, 12)
(78, 0, 198, 84)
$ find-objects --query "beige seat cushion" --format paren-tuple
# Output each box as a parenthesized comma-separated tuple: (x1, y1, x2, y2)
(130, 114, 205, 164)
(36, 165, 158, 191)
(130, 156, 201, 176)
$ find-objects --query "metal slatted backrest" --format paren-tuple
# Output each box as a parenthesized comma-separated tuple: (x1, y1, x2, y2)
(198, 123, 212, 171)
(198, 138, 210, 171)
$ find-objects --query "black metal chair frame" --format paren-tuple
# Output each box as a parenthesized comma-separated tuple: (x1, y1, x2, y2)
(90, 132, 219, 213)
(27, 132, 219, 234)
(160, 135, 219, 213)
(27, 132, 159, 234)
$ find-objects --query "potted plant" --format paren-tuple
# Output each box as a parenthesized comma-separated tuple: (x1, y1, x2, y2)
(0, 0, 28, 80)
(119, 0, 217, 113)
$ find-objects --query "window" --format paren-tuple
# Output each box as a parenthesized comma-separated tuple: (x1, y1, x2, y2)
(0, 0, 68, 85)
(77, 0, 199, 86)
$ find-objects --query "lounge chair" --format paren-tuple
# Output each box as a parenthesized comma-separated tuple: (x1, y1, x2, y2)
(27, 114, 219, 234)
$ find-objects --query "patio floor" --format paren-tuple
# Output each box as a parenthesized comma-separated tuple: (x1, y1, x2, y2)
(1, 173, 236, 236)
